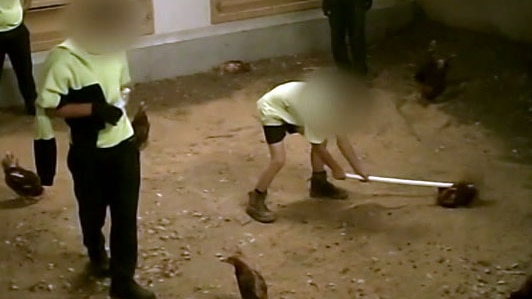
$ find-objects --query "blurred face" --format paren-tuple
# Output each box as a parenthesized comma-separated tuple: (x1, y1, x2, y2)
(301, 70, 374, 135)
(65, 0, 142, 54)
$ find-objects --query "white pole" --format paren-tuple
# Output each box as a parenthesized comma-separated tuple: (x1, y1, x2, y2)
(345, 173, 454, 188)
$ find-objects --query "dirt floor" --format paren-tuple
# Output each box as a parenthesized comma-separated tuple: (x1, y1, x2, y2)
(1, 20, 532, 299)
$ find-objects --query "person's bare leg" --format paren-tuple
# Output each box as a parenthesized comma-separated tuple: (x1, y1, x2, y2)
(255, 142, 286, 192)
(248, 142, 285, 223)
(311, 141, 327, 172)
(309, 142, 348, 199)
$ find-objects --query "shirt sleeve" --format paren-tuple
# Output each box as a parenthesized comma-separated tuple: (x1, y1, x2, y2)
(34, 111, 55, 140)
(120, 53, 131, 86)
(34, 49, 72, 140)
(36, 50, 72, 109)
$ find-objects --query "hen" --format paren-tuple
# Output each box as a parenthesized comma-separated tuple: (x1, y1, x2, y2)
(414, 40, 453, 101)
(131, 101, 150, 150)
(217, 60, 252, 75)
(2, 152, 43, 199)
(223, 256, 268, 299)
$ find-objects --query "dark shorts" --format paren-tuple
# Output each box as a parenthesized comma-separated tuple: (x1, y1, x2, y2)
(262, 124, 300, 144)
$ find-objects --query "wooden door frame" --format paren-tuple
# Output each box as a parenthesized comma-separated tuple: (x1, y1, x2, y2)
(25, 0, 155, 52)
(210, 0, 321, 24)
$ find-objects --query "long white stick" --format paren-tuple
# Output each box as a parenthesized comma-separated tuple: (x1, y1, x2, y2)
(345, 173, 454, 188)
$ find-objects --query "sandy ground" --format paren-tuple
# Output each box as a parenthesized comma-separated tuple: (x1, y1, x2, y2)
(0, 21, 531, 299)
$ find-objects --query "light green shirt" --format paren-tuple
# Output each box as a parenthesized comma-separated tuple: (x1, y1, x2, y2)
(0, 0, 23, 32)
(257, 81, 331, 144)
(35, 39, 133, 148)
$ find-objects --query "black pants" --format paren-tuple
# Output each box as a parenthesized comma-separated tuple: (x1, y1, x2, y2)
(0, 23, 37, 113)
(262, 124, 300, 144)
(67, 137, 140, 280)
(326, 0, 368, 74)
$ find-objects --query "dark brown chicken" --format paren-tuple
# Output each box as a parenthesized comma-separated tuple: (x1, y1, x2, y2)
(223, 256, 268, 299)
(2, 152, 43, 198)
(509, 275, 532, 299)
(131, 101, 150, 150)
(414, 40, 453, 101)
(436, 182, 477, 208)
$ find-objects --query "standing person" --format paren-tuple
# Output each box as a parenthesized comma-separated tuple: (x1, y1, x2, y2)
(0, 0, 37, 115)
(323, 0, 373, 75)
(33, 0, 156, 298)
(246, 72, 371, 223)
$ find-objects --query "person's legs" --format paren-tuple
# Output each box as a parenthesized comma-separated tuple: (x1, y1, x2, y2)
(309, 141, 348, 199)
(104, 140, 155, 299)
(347, 0, 368, 75)
(67, 147, 109, 276)
(5, 24, 37, 115)
(247, 126, 288, 223)
(310, 141, 327, 173)
(255, 143, 286, 193)
(327, 4, 351, 70)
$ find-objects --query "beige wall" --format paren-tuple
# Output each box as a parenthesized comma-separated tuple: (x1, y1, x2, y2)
(417, 0, 532, 43)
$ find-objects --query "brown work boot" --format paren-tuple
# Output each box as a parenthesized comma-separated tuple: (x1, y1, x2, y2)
(246, 190, 276, 223)
(310, 171, 348, 199)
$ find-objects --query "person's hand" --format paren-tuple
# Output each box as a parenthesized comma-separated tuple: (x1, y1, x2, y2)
(332, 168, 346, 180)
(358, 172, 370, 183)
(92, 102, 123, 126)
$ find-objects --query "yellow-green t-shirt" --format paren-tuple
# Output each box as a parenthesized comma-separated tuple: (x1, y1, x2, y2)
(0, 0, 23, 32)
(35, 39, 133, 148)
(257, 81, 331, 144)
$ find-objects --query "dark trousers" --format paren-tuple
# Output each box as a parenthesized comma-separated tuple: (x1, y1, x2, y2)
(0, 23, 37, 113)
(326, 0, 368, 74)
(67, 137, 140, 280)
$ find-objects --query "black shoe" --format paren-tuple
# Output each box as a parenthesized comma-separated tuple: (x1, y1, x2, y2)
(110, 279, 156, 299)
(87, 254, 110, 278)
(246, 190, 276, 223)
(310, 171, 348, 199)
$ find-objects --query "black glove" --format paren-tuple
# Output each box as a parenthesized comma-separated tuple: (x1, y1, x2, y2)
(92, 102, 123, 126)
(33, 138, 57, 186)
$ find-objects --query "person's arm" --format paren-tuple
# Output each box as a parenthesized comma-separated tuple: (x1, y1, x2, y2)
(311, 142, 346, 179)
(46, 102, 123, 124)
(336, 135, 368, 180)
(46, 104, 92, 119)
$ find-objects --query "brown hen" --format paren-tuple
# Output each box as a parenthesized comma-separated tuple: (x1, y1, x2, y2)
(223, 256, 268, 299)
(131, 101, 150, 150)
(2, 152, 43, 198)
(414, 40, 453, 101)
